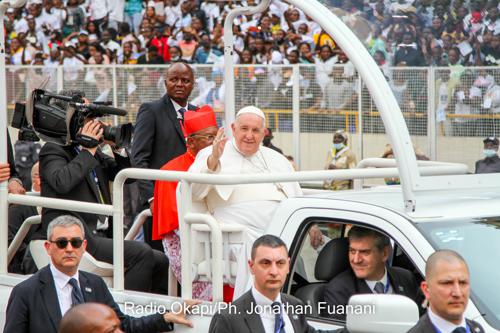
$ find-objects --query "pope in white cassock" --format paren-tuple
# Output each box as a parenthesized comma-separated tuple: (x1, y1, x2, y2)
(188, 106, 303, 298)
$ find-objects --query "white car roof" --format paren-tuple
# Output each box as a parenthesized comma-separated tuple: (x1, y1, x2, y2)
(301, 185, 500, 222)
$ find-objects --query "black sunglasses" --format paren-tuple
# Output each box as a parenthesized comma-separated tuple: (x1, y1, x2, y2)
(50, 237, 84, 249)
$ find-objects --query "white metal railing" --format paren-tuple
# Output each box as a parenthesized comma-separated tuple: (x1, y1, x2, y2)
(1, 165, 474, 296)
(353, 158, 469, 189)
(124, 208, 151, 241)
(110, 166, 472, 299)
(7, 215, 40, 264)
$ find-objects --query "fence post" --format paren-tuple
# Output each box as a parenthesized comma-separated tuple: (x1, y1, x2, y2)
(112, 65, 118, 126)
(57, 65, 63, 92)
(292, 64, 301, 169)
(428, 67, 437, 160)
(357, 71, 363, 162)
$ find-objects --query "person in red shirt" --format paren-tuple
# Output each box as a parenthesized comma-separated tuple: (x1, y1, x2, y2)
(153, 105, 222, 301)
(150, 26, 171, 63)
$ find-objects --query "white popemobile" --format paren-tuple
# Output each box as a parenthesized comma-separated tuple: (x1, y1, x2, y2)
(1, 0, 500, 332)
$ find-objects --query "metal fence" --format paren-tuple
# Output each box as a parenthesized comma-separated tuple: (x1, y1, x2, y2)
(6, 64, 495, 171)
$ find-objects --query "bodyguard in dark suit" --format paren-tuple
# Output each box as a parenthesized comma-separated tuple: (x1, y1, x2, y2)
(324, 227, 419, 320)
(4, 215, 195, 333)
(209, 235, 340, 333)
(407, 250, 485, 333)
(36, 92, 168, 293)
(132, 62, 196, 209)
(131, 62, 196, 249)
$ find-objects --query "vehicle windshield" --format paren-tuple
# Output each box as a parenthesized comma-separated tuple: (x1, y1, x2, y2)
(417, 218, 500, 329)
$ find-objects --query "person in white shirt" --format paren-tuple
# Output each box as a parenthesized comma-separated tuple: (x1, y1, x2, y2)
(4, 215, 197, 333)
(408, 250, 485, 333)
(88, 0, 109, 28)
(208, 235, 340, 333)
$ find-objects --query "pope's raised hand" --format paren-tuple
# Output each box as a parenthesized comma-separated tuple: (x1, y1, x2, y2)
(207, 127, 228, 171)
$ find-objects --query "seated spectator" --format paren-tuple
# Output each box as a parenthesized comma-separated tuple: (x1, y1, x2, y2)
(475, 136, 500, 173)
(298, 41, 314, 63)
(100, 28, 121, 58)
(119, 41, 139, 64)
(86, 20, 101, 40)
(4, 216, 196, 333)
(394, 32, 424, 66)
(178, 26, 198, 61)
(324, 226, 418, 320)
(151, 26, 172, 63)
(188, 106, 303, 298)
(169, 45, 182, 62)
(323, 130, 357, 190)
(193, 34, 222, 64)
(137, 45, 165, 65)
(88, 43, 110, 64)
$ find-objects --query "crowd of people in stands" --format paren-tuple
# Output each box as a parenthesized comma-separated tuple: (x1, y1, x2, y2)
(4, 0, 500, 68)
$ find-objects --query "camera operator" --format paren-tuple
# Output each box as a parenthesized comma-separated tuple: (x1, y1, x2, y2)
(34, 90, 169, 294)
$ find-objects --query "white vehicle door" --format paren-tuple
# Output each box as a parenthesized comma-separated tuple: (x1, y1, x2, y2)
(275, 200, 431, 331)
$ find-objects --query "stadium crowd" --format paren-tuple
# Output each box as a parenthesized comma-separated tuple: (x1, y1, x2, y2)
(3, 0, 500, 67)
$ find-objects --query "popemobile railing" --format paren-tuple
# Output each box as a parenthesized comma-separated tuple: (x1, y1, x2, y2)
(3, 164, 467, 301)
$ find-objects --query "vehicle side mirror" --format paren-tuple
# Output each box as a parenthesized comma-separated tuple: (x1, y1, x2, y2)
(346, 294, 419, 333)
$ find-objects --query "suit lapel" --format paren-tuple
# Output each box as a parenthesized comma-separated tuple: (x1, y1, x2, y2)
(39, 266, 63, 332)
(164, 96, 187, 142)
(242, 292, 266, 333)
(422, 313, 439, 333)
(79, 271, 96, 302)
(356, 278, 374, 294)
(387, 267, 407, 295)
(282, 294, 302, 333)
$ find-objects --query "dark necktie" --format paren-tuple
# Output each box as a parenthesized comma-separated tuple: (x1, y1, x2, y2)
(374, 281, 385, 294)
(178, 107, 186, 123)
(272, 302, 285, 333)
(452, 327, 467, 333)
(68, 278, 84, 306)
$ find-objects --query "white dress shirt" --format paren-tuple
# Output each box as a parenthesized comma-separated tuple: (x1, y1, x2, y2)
(251, 287, 293, 333)
(50, 264, 80, 316)
(428, 307, 468, 333)
(365, 268, 394, 294)
(170, 99, 189, 120)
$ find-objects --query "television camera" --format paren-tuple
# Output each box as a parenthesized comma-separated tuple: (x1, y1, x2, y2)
(11, 89, 133, 148)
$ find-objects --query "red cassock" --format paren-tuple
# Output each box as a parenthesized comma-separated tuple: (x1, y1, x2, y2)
(152, 151, 195, 240)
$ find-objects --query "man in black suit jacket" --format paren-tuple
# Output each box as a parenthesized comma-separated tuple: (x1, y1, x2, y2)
(36, 92, 168, 293)
(131, 62, 196, 249)
(407, 250, 484, 333)
(4, 215, 195, 333)
(324, 226, 419, 320)
(209, 235, 340, 333)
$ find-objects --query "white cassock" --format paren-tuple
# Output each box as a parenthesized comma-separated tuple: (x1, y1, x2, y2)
(188, 139, 302, 298)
